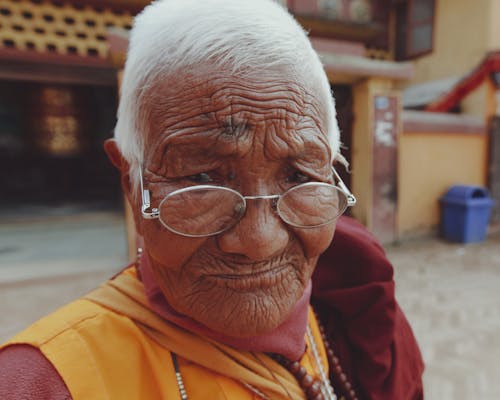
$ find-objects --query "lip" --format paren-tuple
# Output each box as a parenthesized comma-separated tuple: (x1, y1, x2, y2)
(207, 264, 290, 291)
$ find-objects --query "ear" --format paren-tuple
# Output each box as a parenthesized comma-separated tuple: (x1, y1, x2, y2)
(103, 138, 133, 201)
(104, 138, 126, 169)
(104, 138, 144, 235)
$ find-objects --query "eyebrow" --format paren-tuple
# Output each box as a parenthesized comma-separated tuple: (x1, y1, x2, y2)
(288, 135, 332, 178)
(151, 131, 244, 176)
(162, 128, 252, 155)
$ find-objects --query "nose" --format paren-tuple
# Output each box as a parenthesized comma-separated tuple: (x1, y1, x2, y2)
(216, 198, 289, 261)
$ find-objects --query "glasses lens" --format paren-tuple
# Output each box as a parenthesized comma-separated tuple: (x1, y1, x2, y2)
(277, 183, 347, 228)
(158, 186, 245, 237)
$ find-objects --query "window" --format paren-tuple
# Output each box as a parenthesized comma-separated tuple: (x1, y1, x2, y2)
(396, 0, 436, 60)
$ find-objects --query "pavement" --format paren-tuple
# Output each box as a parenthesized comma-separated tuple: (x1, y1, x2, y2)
(0, 211, 127, 341)
(1, 211, 499, 399)
(387, 232, 500, 400)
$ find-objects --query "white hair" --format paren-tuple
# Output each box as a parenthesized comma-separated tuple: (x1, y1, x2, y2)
(114, 0, 341, 190)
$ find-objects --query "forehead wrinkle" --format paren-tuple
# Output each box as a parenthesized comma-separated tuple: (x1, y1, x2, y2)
(143, 71, 330, 172)
(146, 73, 325, 138)
(211, 91, 305, 118)
(148, 76, 308, 124)
(145, 78, 210, 119)
(208, 76, 316, 103)
(209, 89, 326, 142)
(148, 103, 217, 139)
(262, 120, 304, 161)
(207, 79, 318, 113)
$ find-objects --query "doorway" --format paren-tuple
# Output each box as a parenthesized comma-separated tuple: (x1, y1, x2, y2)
(0, 80, 121, 218)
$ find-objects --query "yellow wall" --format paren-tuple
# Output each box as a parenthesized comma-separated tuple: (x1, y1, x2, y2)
(488, 0, 500, 51)
(396, 1, 495, 237)
(406, 0, 494, 117)
(411, 0, 490, 83)
(398, 132, 488, 237)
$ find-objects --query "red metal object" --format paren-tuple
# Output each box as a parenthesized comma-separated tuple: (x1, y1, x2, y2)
(426, 51, 500, 112)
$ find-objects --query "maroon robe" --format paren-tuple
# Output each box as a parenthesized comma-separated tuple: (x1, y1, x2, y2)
(312, 217, 424, 399)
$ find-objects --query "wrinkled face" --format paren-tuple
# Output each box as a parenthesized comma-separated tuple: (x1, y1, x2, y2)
(133, 68, 336, 337)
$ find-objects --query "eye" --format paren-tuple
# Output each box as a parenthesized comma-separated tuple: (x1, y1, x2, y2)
(287, 170, 311, 184)
(187, 172, 213, 183)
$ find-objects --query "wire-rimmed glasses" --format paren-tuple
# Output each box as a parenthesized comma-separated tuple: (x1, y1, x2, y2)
(140, 167, 356, 238)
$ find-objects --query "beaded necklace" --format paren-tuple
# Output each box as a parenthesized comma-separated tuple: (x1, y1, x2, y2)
(316, 320, 359, 400)
(170, 318, 358, 400)
(270, 325, 336, 400)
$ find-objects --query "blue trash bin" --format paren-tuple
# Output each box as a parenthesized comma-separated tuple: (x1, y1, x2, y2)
(440, 185, 495, 243)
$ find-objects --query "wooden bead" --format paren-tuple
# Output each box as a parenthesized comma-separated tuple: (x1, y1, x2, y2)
(289, 361, 301, 374)
(296, 365, 308, 380)
(270, 313, 363, 400)
(307, 380, 322, 397)
(301, 374, 314, 388)
(314, 313, 360, 400)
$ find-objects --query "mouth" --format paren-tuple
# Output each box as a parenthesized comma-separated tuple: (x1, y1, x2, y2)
(207, 264, 290, 291)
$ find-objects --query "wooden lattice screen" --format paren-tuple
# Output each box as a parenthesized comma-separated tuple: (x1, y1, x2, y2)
(0, 0, 132, 59)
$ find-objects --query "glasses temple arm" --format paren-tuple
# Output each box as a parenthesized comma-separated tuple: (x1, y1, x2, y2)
(139, 168, 159, 219)
(331, 167, 357, 206)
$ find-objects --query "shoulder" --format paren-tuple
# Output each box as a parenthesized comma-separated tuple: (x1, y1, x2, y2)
(5, 298, 118, 348)
(1, 297, 155, 399)
(0, 344, 71, 400)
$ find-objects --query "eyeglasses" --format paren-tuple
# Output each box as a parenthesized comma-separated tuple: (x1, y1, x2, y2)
(140, 167, 356, 238)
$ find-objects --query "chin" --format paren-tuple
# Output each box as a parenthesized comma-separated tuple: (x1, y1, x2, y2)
(156, 256, 312, 337)
(191, 284, 304, 337)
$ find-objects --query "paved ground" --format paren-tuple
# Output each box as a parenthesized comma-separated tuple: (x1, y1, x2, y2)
(0, 211, 127, 341)
(1, 212, 499, 399)
(387, 232, 500, 400)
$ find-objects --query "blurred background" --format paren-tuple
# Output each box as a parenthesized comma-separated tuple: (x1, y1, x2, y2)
(0, 0, 499, 398)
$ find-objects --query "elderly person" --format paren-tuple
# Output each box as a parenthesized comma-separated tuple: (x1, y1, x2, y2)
(0, 0, 423, 399)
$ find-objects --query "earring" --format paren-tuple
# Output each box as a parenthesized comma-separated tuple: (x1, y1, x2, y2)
(136, 247, 143, 265)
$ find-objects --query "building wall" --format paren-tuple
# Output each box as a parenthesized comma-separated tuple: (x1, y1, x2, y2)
(411, 0, 491, 83)
(406, 0, 493, 117)
(487, 0, 500, 51)
(398, 122, 488, 237)
(351, 77, 395, 230)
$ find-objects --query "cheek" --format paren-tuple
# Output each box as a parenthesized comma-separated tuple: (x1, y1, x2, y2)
(291, 222, 336, 260)
(141, 221, 206, 267)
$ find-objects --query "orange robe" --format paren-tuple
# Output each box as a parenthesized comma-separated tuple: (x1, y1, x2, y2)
(2, 268, 329, 400)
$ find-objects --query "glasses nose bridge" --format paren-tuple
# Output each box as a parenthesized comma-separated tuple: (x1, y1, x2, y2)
(235, 193, 282, 226)
(243, 194, 280, 201)
(242, 193, 280, 215)
(231, 192, 285, 239)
